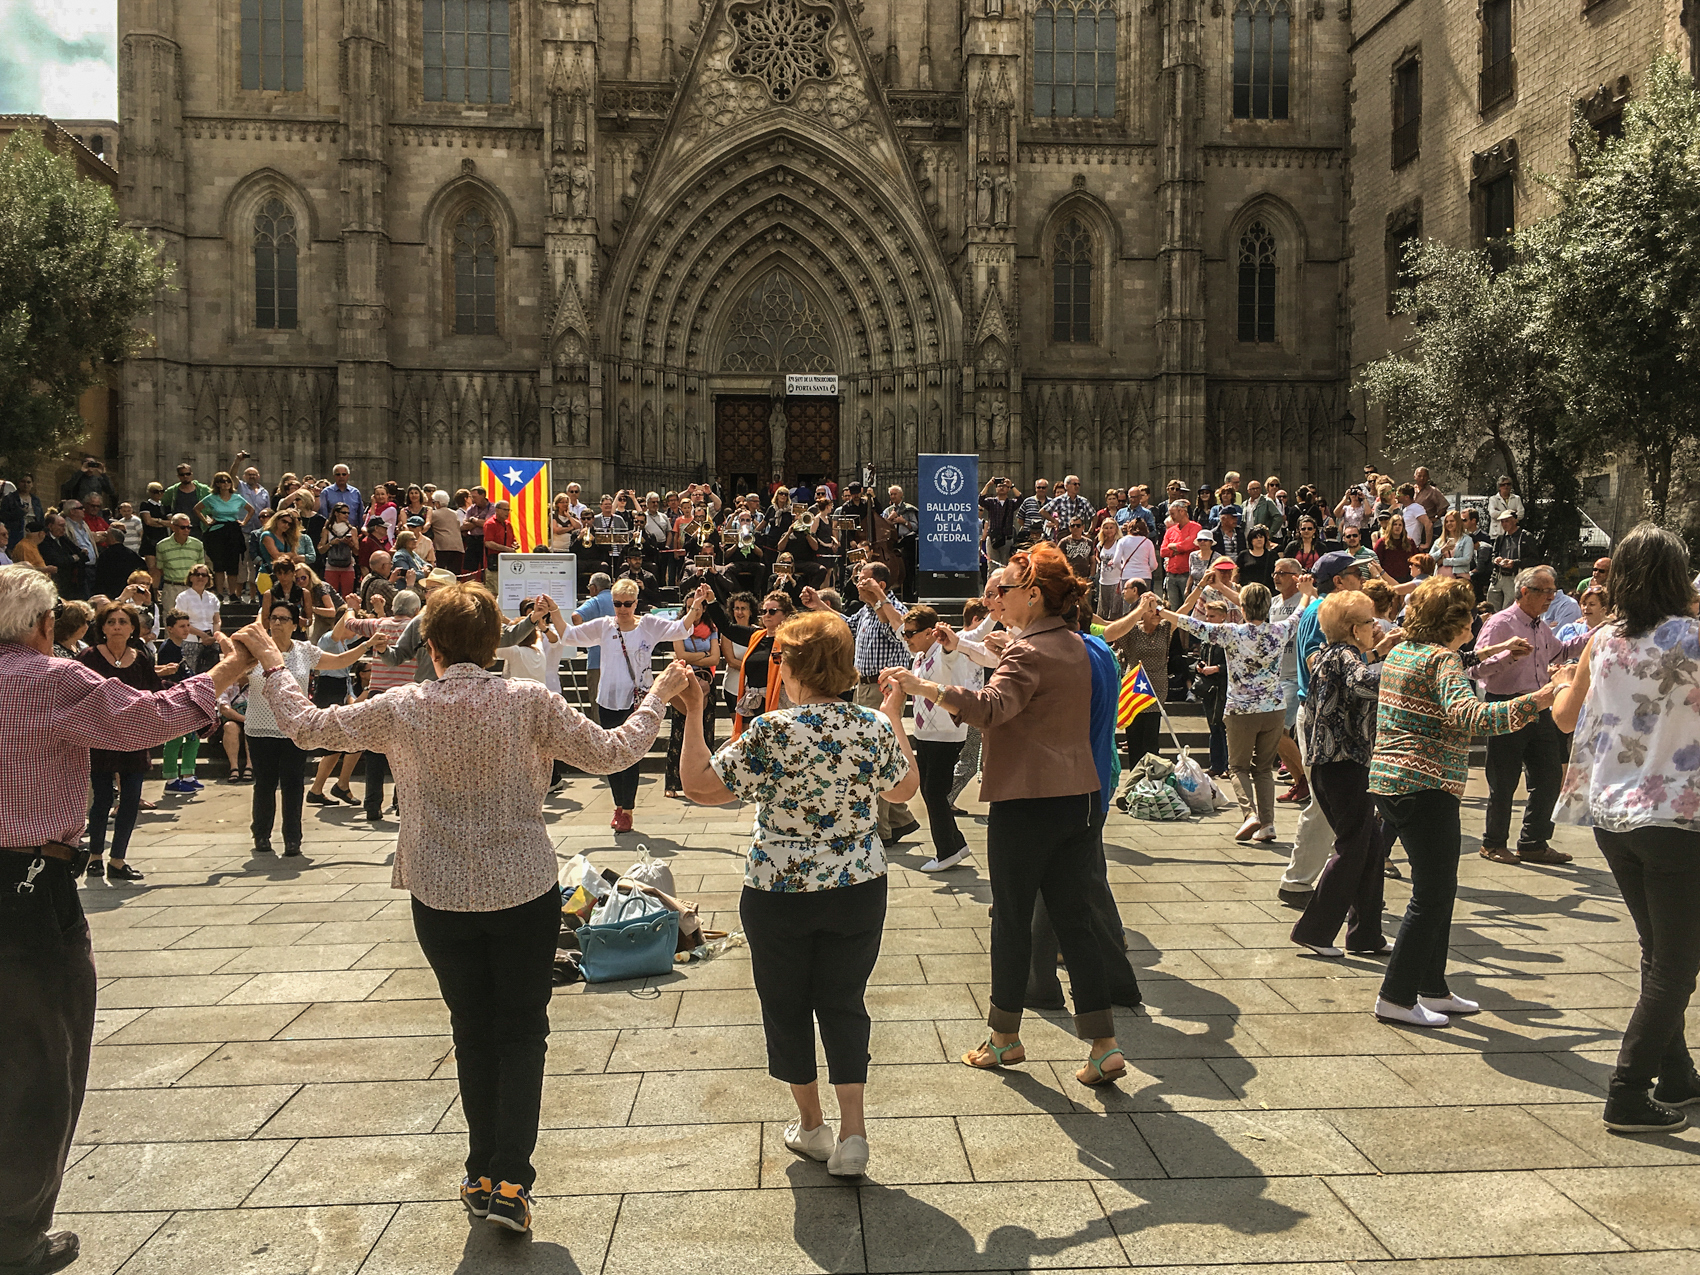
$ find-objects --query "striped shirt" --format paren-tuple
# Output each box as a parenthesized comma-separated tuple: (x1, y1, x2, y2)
(1369, 641, 1541, 797)
(342, 616, 415, 692)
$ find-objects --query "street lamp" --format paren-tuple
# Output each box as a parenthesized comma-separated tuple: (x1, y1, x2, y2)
(1340, 406, 1367, 454)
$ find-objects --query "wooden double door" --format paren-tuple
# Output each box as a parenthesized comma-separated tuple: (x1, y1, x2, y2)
(715, 395, 839, 497)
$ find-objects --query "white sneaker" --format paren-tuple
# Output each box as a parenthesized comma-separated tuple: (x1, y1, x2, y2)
(1418, 993, 1481, 1015)
(1295, 941, 1343, 958)
(827, 1133, 869, 1177)
(919, 847, 971, 872)
(783, 1120, 836, 1162)
(1252, 827, 1279, 842)
(1375, 997, 1449, 1027)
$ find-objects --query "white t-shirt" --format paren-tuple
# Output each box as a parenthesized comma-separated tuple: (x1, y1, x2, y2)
(557, 613, 691, 709)
(1402, 502, 1428, 542)
(499, 634, 570, 697)
(909, 641, 977, 742)
(178, 586, 220, 636)
(116, 514, 143, 552)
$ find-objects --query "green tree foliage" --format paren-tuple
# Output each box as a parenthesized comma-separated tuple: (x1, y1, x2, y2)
(0, 129, 170, 472)
(1358, 237, 1561, 502)
(1525, 55, 1700, 524)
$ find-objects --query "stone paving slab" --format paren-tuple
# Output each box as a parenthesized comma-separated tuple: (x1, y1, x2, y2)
(46, 769, 1700, 1272)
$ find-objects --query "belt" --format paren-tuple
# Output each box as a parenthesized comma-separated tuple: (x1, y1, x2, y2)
(859, 673, 882, 684)
(2, 841, 78, 863)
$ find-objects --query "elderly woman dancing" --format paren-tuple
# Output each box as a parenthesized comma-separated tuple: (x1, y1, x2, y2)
(884, 545, 1127, 1087)
(235, 584, 688, 1235)
(672, 609, 918, 1178)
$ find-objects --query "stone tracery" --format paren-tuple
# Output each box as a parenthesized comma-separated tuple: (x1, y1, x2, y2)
(728, 0, 835, 102)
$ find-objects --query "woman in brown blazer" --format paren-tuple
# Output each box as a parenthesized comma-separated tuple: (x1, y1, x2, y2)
(883, 544, 1126, 1086)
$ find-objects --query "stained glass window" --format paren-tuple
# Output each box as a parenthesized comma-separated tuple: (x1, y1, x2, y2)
(424, 1, 511, 104)
(1053, 219, 1093, 342)
(1034, 1, 1117, 119)
(254, 198, 298, 330)
(241, 0, 304, 92)
(453, 208, 498, 335)
(1232, 0, 1290, 121)
(1237, 221, 1276, 343)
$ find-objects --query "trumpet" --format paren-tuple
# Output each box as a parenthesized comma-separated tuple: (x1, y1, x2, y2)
(792, 509, 817, 535)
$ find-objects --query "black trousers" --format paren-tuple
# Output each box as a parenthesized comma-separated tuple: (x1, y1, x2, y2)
(412, 885, 560, 1189)
(601, 704, 643, 808)
(1482, 700, 1565, 852)
(1292, 761, 1393, 953)
(1377, 789, 1461, 1006)
(1123, 710, 1161, 770)
(1596, 826, 1700, 1094)
(914, 738, 966, 857)
(1027, 807, 1142, 1010)
(88, 770, 144, 861)
(363, 750, 390, 818)
(249, 735, 306, 848)
(986, 792, 1115, 1040)
(0, 855, 96, 1265)
(741, 875, 887, 1086)
(665, 682, 717, 790)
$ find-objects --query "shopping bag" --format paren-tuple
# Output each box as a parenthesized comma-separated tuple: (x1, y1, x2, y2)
(622, 844, 676, 897)
(1126, 776, 1192, 822)
(1171, 749, 1231, 814)
(578, 883, 680, 982)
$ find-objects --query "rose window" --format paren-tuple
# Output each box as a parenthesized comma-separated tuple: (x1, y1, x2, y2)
(728, 0, 835, 103)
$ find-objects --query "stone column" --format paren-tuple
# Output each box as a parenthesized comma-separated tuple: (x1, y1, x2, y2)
(1155, 0, 1208, 485)
(961, 17, 1022, 480)
(336, 0, 392, 476)
(118, 0, 188, 489)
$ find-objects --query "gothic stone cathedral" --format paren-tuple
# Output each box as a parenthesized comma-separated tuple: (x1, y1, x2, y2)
(118, 0, 1350, 498)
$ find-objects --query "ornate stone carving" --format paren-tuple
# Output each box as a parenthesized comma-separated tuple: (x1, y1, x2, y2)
(729, 0, 834, 102)
(769, 397, 788, 480)
(720, 267, 835, 372)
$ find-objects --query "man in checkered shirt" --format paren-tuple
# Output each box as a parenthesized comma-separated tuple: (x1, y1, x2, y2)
(804, 561, 920, 846)
(0, 565, 255, 1275)
(1040, 475, 1094, 542)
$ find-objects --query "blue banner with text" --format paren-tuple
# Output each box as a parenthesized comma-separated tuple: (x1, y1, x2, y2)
(918, 454, 980, 573)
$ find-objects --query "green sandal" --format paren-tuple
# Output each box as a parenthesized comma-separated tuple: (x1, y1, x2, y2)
(1079, 1046, 1127, 1087)
(962, 1037, 1025, 1070)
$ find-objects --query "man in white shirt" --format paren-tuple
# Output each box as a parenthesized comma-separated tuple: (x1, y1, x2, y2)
(1486, 476, 1525, 524)
(113, 502, 144, 553)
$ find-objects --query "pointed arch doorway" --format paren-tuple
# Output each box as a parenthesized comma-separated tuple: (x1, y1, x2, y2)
(712, 264, 841, 495)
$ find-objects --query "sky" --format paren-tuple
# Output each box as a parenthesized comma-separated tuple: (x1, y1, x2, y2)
(0, 1, 118, 120)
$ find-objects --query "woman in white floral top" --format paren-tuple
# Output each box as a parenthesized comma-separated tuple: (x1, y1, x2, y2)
(673, 608, 917, 1180)
(1152, 578, 1306, 840)
(1553, 525, 1700, 1135)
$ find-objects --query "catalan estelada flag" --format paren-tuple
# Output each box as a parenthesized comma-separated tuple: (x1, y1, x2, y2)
(1117, 663, 1157, 728)
(480, 457, 550, 553)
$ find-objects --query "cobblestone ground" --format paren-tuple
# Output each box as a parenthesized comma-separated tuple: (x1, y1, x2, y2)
(58, 765, 1700, 1274)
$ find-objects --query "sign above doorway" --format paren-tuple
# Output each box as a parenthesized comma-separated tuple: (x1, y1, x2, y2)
(785, 374, 838, 396)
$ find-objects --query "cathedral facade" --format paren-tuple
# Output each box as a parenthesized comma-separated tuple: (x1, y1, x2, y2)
(117, 0, 1352, 499)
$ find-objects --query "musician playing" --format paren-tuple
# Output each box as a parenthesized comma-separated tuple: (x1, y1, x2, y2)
(588, 493, 630, 573)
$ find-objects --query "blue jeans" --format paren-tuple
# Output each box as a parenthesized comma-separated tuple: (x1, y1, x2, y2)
(88, 771, 144, 862)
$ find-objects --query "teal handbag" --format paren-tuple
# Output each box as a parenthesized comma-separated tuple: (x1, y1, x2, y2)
(578, 885, 680, 983)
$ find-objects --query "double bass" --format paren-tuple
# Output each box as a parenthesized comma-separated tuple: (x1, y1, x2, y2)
(856, 471, 906, 593)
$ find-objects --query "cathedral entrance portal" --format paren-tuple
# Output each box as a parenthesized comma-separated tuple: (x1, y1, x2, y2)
(715, 394, 840, 496)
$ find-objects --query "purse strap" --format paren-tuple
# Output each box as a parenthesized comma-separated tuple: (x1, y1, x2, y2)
(614, 625, 643, 708)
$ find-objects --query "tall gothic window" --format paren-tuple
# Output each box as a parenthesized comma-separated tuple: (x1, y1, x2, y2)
(253, 198, 298, 330)
(1052, 219, 1093, 342)
(452, 208, 498, 335)
(240, 0, 304, 92)
(1237, 222, 1276, 343)
(1034, 1, 1117, 119)
(721, 269, 834, 372)
(424, 1, 512, 104)
(1232, 0, 1290, 121)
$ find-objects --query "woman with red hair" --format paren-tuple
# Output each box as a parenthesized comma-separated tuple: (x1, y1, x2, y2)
(884, 545, 1126, 1087)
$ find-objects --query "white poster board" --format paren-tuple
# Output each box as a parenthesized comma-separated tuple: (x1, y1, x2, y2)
(497, 553, 578, 619)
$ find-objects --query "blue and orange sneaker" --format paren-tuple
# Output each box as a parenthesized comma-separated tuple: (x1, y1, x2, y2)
(459, 1175, 492, 1218)
(486, 1181, 533, 1233)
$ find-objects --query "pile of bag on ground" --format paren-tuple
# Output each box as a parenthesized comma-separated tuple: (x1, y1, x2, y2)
(553, 847, 732, 984)
(1115, 751, 1234, 822)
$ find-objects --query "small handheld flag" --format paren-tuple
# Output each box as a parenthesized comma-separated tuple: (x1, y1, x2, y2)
(1117, 663, 1157, 728)
(480, 457, 551, 553)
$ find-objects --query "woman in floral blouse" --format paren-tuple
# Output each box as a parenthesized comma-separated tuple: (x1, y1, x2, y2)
(1553, 525, 1700, 1133)
(673, 608, 917, 1180)
(1290, 590, 1402, 957)
(1369, 577, 1557, 1028)
(1153, 578, 1306, 841)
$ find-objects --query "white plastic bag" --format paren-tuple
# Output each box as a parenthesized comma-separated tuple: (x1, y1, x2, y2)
(558, 852, 610, 901)
(1171, 750, 1232, 814)
(622, 844, 676, 897)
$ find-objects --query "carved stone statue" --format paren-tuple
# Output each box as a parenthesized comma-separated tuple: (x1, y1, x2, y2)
(684, 410, 701, 463)
(570, 161, 592, 220)
(769, 398, 788, 482)
(617, 401, 635, 458)
(549, 161, 572, 218)
(975, 398, 993, 453)
(926, 402, 943, 452)
(551, 397, 570, 447)
(989, 396, 1009, 450)
(857, 409, 873, 464)
(993, 167, 1013, 227)
(570, 394, 589, 447)
(985, 0, 1003, 14)
(974, 170, 994, 227)
(641, 401, 658, 457)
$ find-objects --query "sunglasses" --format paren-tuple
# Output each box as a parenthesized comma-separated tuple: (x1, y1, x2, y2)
(1591, 567, 1609, 575)
(613, 600, 636, 608)
(902, 627, 931, 637)
(760, 606, 784, 615)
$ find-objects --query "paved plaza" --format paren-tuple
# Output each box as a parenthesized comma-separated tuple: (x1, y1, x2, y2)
(57, 766, 1700, 1274)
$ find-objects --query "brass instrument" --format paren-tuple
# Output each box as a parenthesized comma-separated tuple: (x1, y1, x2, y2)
(791, 509, 817, 536)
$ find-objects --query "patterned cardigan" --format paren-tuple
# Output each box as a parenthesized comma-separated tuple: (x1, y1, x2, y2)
(1369, 641, 1541, 797)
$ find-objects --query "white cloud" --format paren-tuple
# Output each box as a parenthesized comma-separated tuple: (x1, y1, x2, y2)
(0, 0, 118, 118)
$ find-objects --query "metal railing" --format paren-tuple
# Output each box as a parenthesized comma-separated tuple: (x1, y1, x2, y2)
(1479, 56, 1515, 110)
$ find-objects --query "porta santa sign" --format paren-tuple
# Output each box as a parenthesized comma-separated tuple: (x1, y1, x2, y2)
(919, 454, 980, 573)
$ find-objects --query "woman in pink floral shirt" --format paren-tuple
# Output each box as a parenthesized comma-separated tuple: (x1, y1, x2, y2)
(237, 583, 689, 1234)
